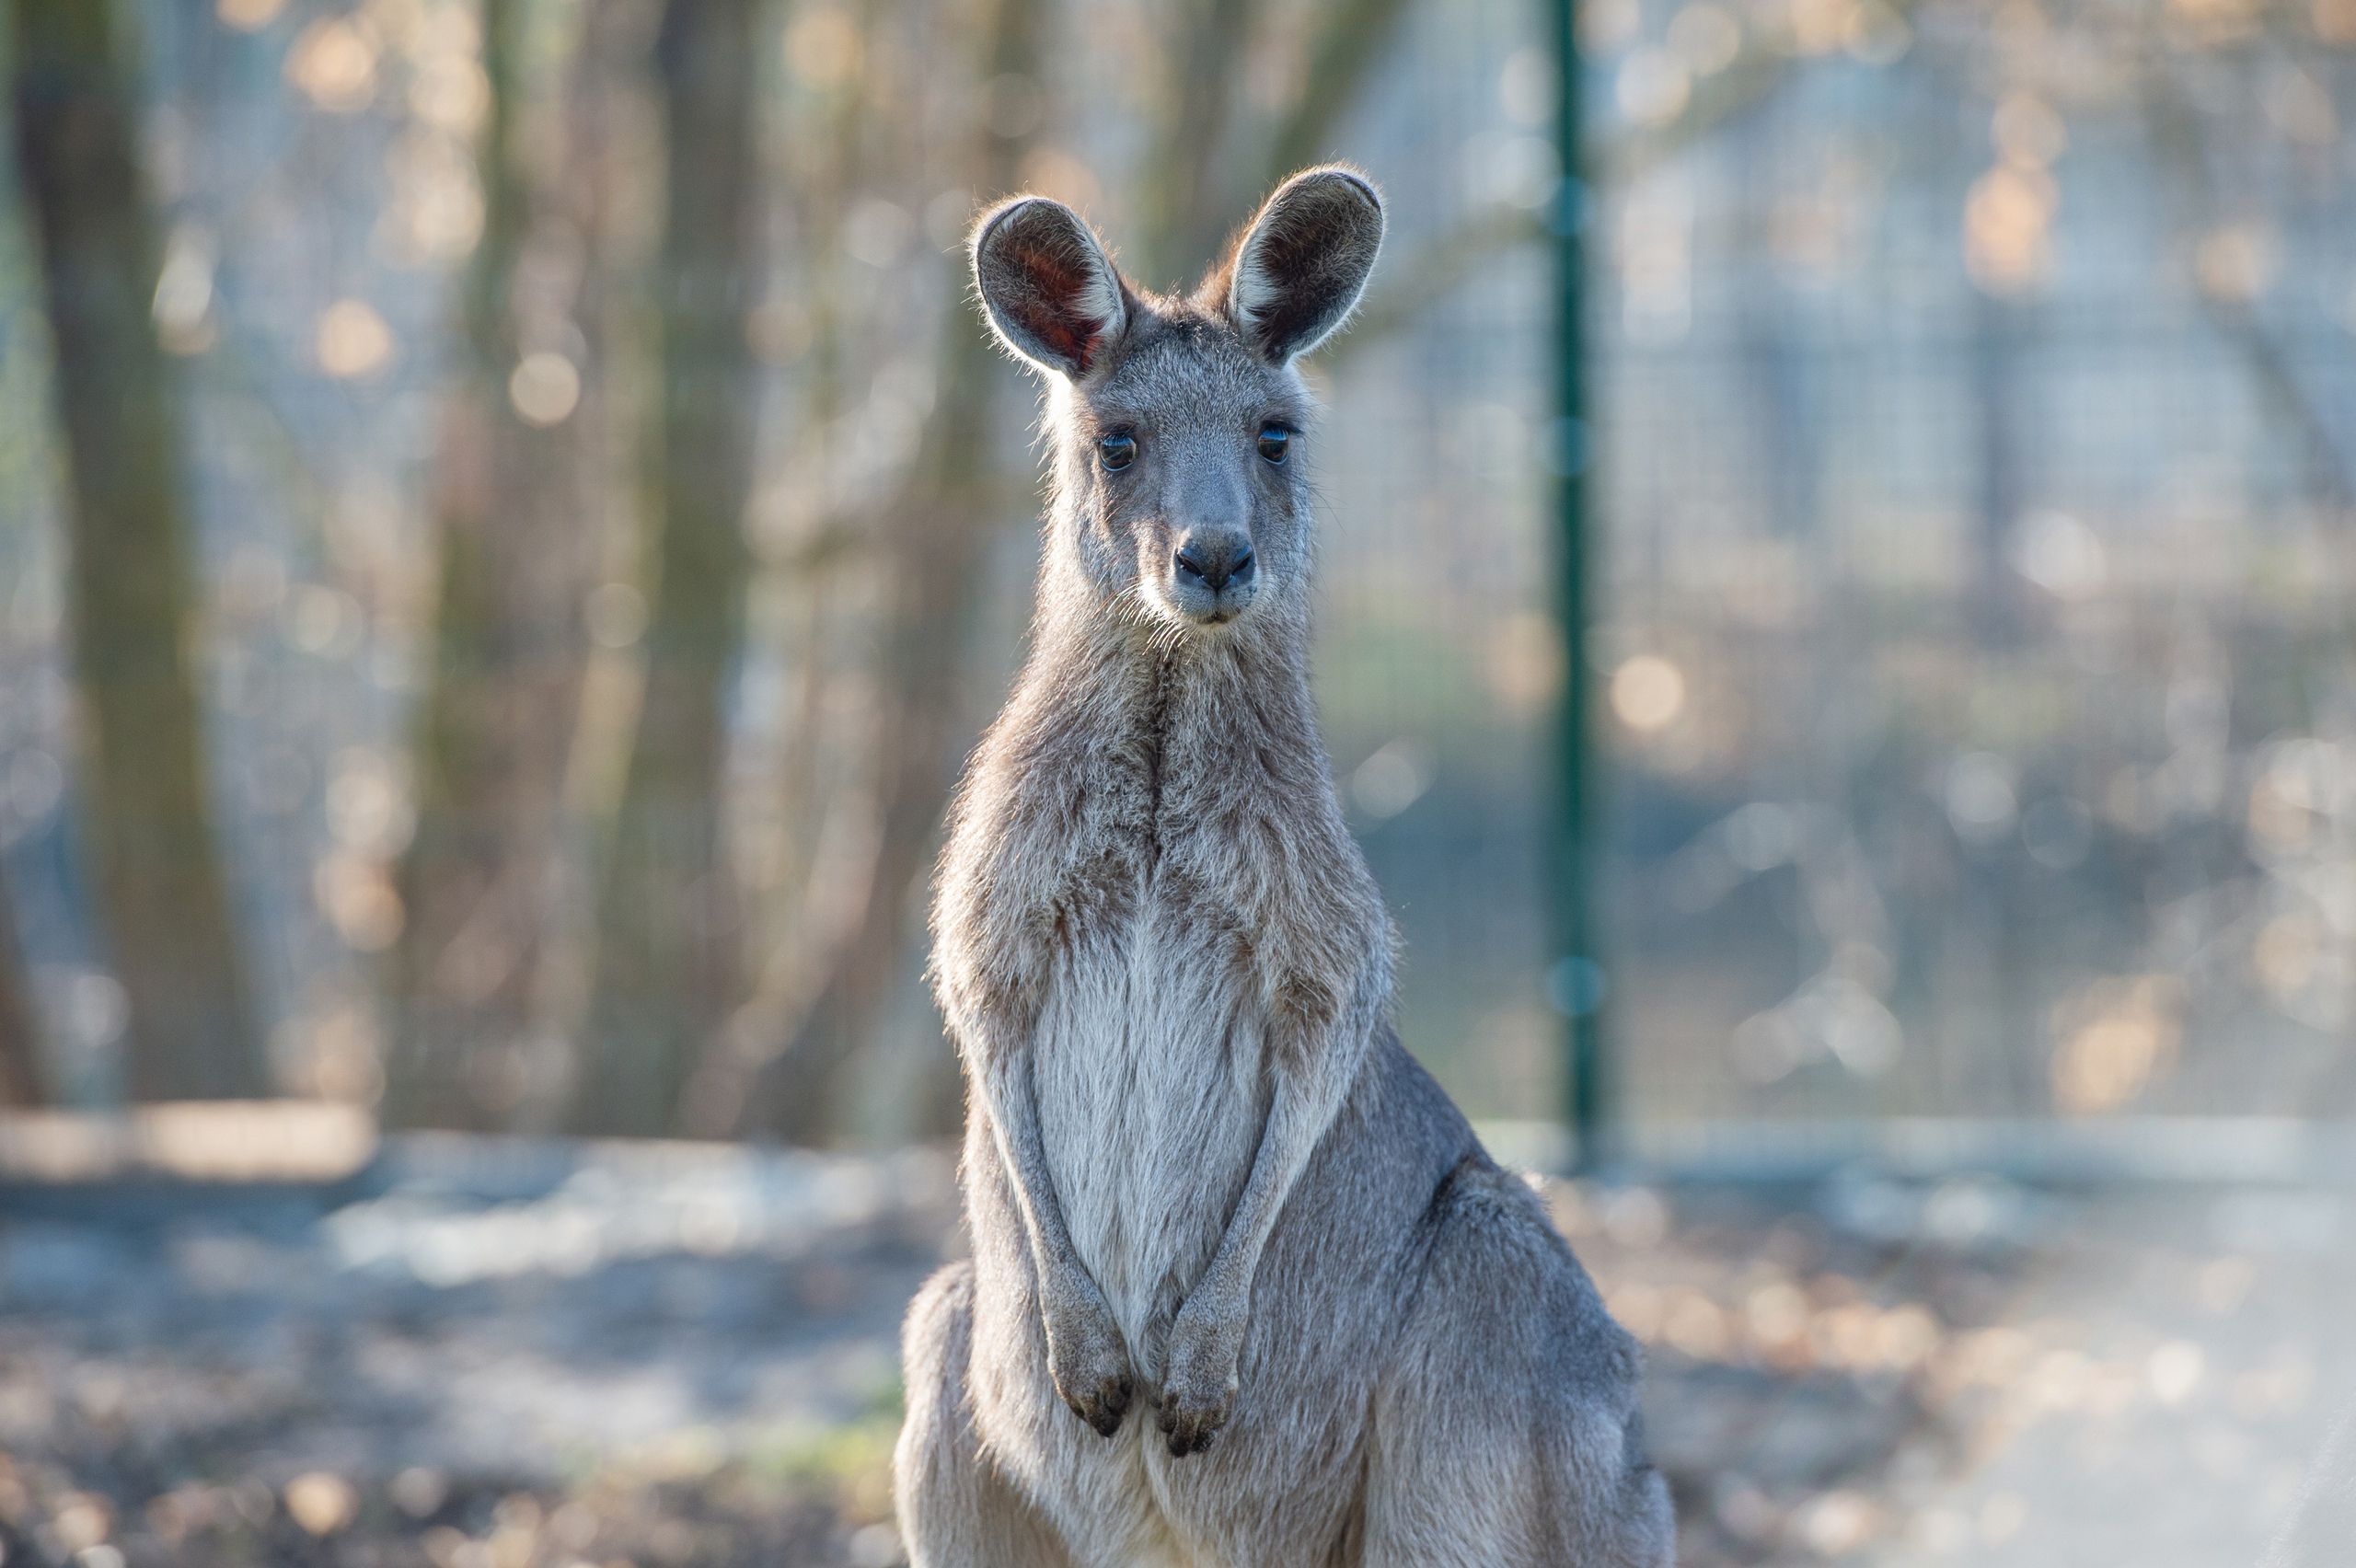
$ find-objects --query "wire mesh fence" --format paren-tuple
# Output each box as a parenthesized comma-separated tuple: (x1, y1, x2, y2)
(1589, 0, 2356, 1125)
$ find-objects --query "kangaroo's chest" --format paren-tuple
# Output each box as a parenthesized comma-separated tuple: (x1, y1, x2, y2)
(1031, 858, 1268, 1356)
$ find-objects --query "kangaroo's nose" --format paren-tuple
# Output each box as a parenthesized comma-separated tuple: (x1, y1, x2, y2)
(1173, 536, 1255, 593)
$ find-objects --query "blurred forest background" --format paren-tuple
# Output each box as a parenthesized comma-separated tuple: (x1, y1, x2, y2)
(1, 0, 2353, 1145)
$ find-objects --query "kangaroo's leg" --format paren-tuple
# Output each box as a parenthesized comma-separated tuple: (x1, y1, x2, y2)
(1156, 982, 1379, 1457)
(964, 1012, 1135, 1436)
(1362, 1392, 1669, 1568)
(896, 1262, 1079, 1568)
(1361, 1161, 1673, 1568)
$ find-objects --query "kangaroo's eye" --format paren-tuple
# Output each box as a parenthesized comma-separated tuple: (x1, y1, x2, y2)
(1098, 431, 1138, 472)
(1257, 425, 1290, 464)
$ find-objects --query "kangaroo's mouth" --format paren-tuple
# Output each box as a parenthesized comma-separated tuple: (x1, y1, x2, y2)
(1161, 574, 1260, 628)
(1168, 590, 1256, 629)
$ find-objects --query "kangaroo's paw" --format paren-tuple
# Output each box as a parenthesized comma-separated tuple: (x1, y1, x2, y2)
(1045, 1286, 1135, 1438)
(1156, 1304, 1242, 1457)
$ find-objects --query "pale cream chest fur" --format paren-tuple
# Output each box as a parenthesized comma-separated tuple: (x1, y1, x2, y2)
(1031, 863, 1269, 1362)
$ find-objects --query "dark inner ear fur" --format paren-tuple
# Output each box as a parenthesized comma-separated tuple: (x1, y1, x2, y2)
(1224, 169, 1384, 363)
(974, 200, 1121, 376)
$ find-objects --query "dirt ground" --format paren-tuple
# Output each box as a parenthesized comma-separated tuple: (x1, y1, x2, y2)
(0, 1136, 2349, 1566)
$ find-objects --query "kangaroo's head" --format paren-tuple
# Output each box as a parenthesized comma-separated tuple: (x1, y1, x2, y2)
(972, 167, 1384, 638)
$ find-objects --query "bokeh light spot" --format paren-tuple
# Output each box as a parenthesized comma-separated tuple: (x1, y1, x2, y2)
(317, 300, 395, 378)
(509, 352, 582, 427)
(286, 18, 379, 112)
(1611, 654, 1686, 732)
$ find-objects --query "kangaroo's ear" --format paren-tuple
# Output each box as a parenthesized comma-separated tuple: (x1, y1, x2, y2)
(971, 197, 1127, 378)
(1222, 167, 1384, 364)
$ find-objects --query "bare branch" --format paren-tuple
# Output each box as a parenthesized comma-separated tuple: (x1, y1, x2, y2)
(1318, 204, 1545, 369)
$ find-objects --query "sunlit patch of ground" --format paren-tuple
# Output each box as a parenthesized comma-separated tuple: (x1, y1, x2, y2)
(1553, 1174, 2356, 1567)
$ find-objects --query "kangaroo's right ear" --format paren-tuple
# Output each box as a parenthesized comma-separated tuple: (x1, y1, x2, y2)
(971, 197, 1127, 379)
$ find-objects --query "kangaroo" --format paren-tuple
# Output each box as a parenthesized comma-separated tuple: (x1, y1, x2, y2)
(895, 167, 1674, 1568)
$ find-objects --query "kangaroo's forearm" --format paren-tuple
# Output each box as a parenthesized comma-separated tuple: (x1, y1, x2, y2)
(1185, 996, 1370, 1318)
(974, 1041, 1086, 1287)
(1191, 1078, 1325, 1309)
(967, 1006, 1136, 1436)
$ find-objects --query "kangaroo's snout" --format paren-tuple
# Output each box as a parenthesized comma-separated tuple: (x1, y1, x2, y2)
(1169, 528, 1258, 620)
(1174, 535, 1254, 592)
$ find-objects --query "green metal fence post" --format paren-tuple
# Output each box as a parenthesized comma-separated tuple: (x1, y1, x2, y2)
(1549, 0, 1607, 1171)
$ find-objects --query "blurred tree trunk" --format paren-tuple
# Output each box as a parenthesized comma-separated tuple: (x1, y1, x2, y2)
(0, 869, 42, 1106)
(9, 0, 264, 1101)
(1969, 292, 2026, 646)
(572, 0, 760, 1136)
(752, 0, 1045, 1144)
(673, 1, 873, 1140)
(1139, 0, 1253, 288)
(387, 0, 613, 1129)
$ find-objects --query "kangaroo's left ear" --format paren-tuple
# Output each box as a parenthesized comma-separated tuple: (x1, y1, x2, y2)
(1218, 167, 1385, 364)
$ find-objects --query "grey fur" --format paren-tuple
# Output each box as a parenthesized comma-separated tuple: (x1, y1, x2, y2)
(897, 167, 1674, 1567)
